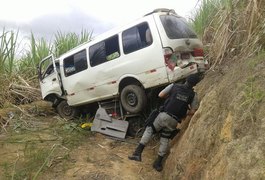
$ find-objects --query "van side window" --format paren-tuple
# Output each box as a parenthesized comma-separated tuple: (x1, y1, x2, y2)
(122, 22, 152, 54)
(89, 35, 120, 67)
(64, 50, 88, 77)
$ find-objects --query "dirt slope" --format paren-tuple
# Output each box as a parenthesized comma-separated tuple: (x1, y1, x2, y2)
(164, 55, 265, 179)
(1, 55, 264, 179)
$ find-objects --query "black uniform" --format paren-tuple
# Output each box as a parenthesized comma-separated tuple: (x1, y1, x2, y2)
(140, 83, 198, 156)
(128, 73, 201, 172)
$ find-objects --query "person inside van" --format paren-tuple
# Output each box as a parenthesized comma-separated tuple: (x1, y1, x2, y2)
(128, 73, 200, 172)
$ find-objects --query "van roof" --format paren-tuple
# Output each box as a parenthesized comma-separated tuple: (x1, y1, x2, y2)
(144, 8, 177, 16)
(58, 8, 180, 59)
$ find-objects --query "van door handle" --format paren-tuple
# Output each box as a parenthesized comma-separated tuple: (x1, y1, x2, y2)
(52, 78, 56, 81)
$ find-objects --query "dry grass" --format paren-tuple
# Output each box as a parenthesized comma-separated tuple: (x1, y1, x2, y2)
(199, 0, 265, 68)
(0, 30, 92, 107)
(0, 74, 13, 108)
(0, 74, 41, 108)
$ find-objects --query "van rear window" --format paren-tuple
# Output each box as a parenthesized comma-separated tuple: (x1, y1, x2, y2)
(160, 15, 197, 39)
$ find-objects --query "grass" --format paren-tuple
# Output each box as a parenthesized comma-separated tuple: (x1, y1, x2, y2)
(18, 33, 53, 77)
(0, 28, 18, 75)
(192, 0, 265, 68)
(241, 76, 265, 107)
(0, 112, 92, 179)
(0, 143, 70, 180)
(238, 53, 265, 123)
(1, 0, 265, 106)
(191, 0, 220, 39)
(0, 29, 92, 107)
(247, 50, 265, 68)
(243, 51, 265, 106)
(54, 29, 92, 57)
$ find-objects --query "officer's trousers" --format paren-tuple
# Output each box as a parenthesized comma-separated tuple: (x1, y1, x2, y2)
(140, 112, 178, 156)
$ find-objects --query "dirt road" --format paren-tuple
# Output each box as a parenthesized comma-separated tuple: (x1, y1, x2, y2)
(62, 134, 163, 180)
(0, 101, 163, 179)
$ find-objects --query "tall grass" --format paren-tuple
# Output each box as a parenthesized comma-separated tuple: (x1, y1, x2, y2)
(0, 28, 18, 75)
(0, 29, 93, 107)
(54, 29, 92, 57)
(0, 29, 19, 107)
(192, 0, 219, 39)
(18, 33, 53, 77)
(192, 0, 265, 67)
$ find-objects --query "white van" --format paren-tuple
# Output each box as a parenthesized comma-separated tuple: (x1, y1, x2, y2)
(38, 8, 208, 119)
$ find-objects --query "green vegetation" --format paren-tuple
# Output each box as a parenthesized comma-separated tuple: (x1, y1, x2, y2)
(242, 76, 265, 106)
(54, 29, 92, 57)
(240, 52, 265, 120)
(0, 1, 265, 179)
(0, 28, 18, 75)
(1, 0, 264, 107)
(18, 33, 53, 77)
(0, 29, 92, 107)
(192, 0, 218, 38)
(192, 0, 265, 67)
(0, 108, 92, 179)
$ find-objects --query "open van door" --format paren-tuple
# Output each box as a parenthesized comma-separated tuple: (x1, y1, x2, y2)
(38, 55, 62, 99)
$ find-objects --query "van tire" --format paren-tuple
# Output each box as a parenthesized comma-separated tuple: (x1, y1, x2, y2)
(56, 100, 79, 120)
(120, 85, 147, 114)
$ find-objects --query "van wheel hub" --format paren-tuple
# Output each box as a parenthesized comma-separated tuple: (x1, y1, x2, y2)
(127, 92, 138, 107)
(62, 105, 73, 116)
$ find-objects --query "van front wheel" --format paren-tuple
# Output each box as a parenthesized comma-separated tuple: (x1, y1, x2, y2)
(56, 100, 79, 120)
(120, 85, 147, 114)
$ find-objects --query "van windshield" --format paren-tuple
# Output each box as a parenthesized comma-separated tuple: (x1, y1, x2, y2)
(160, 15, 197, 39)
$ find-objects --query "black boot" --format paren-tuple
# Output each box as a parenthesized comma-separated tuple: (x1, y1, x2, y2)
(128, 143, 145, 161)
(153, 155, 163, 172)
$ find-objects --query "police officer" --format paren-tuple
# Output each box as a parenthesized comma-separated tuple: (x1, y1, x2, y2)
(128, 73, 200, 172)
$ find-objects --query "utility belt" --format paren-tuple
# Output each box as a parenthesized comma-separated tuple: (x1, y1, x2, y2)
(145, 110, 181, 140)
(165, 111, 181, 123)
(160, 128, 180, 139)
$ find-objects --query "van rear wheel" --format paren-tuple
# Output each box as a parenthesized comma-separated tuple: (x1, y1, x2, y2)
(56, 100, 79, 120)
(120, 85, 147, 114)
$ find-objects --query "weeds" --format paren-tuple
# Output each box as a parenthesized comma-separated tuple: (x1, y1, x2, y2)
(192, 0, 219, 39)
(33, 144, 69, 180)
(0, 28, 92, 106)
(193, 0, 265, 68)
(242, 52, 265, 108)
(18, 33, 52, 77)
(241, 76, 265, 107)
(240, 75, 265, 124)
(247, 50, 265, 69)
(0, 109, 91, 179)
(54, 29, 92, 57)
(0, 28, 18, 75)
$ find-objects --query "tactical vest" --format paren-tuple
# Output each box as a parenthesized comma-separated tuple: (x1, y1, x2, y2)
(163, 84, 195, 119)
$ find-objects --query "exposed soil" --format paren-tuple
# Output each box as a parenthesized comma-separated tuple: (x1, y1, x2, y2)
(0, 101, 163, 180)
(1, 54, 264, 180)
(164, 55, 265, 179)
